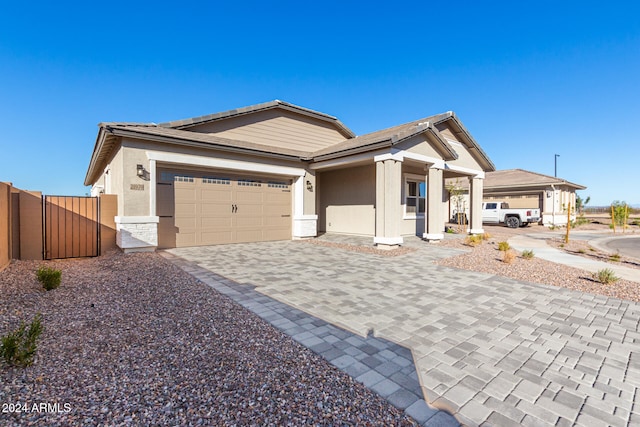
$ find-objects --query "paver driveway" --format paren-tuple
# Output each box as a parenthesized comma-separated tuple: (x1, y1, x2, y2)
(168, 237, 640, 427)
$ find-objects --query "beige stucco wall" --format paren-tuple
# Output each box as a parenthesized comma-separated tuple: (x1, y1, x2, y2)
(318, 164, 376, 236)
(0, 182, 11, 270)
(396, 135, 442, 159)
(19, 190, 43, 260)
(303, 170, 316, 216)
(185, 109, 347, 152)
(104, 137, 312, 220)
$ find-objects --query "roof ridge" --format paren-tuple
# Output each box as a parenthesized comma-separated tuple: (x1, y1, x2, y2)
(156, 100, 354, 137)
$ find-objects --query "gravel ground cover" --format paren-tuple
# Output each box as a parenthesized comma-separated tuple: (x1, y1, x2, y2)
(0, 251, 417, 427)
(436, 224, 640, 303)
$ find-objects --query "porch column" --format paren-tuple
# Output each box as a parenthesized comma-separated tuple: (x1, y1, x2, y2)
(374, 158, 403, 248)
(423, 167, 444, 241)
(469, 176, 484, 234)
(293, 174, 318, 238)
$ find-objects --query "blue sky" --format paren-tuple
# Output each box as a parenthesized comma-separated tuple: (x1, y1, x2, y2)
(1, 1, 638, 206)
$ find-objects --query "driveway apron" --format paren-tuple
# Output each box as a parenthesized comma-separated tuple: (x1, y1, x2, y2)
(166, 238, 640, 427)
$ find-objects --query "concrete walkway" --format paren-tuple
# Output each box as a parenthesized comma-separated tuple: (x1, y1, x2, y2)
(509, 232, 640, 283)
(166, 237, 640, 427)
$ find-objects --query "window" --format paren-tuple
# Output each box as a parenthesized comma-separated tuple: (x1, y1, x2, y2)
(405, 177, 426, 216)
(238, 179, 262, 187)
(202, 177, 230, 185)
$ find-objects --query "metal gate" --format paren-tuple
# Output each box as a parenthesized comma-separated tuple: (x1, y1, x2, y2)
(43, 196, 100, 260)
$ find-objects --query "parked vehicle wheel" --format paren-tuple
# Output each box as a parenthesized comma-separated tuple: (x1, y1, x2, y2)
(506, 216, 521, 228)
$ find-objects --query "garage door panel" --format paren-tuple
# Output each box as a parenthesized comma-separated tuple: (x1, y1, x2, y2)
(176, 232, 196, 247)
(200, 231, 234, 245)
(201, 217, 233, 228)
(201, 202, 233, 216)
(236, 217, 264, 227)
(175, 187, 197, 200)
(263, 204, 289, 215)
(236, 192, 263, 203)
(264, 228, 291, 240)
(175, 203, 197, 216)
(264, 192, 291, 203)
(201, 188, 233, 201)
(236, 230, 264, 243)
(264, 216, 290, 227)
(157, 169, 292, 247)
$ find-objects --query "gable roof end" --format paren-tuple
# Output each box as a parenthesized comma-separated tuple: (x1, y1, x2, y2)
(159, 100, 356, 138)
(434, 112, 496, 172)
(310, 112, 463, 162)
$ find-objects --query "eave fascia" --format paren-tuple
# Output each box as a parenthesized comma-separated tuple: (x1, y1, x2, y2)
(309, 140, 394, 162)
(84, 127, 110, 186)
(110, 127, 306, 163)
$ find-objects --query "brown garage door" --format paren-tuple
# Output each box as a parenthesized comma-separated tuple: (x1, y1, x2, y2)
(157, 169, 292, 248)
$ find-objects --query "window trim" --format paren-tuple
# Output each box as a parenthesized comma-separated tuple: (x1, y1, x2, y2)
(403, 173, 426, 219)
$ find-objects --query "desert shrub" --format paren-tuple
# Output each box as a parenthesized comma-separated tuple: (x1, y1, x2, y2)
(521, 250, 535, 260)
(482, 232, 492, 240)
(498, 241, 510, 251)
(465, 235, 483, 246)
(503, 250, 516, 264)
(36, 266, 61, 291)
(578, 249, 586, 254)
(593, 268, 619, 285)
(572, 216, 590, 227)
(609, 253, 621, 262)
(1, 314, 43, 367)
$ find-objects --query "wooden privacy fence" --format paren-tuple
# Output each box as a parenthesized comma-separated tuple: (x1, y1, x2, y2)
(0, 182, 117, 266)
(44, 196, 99, 260)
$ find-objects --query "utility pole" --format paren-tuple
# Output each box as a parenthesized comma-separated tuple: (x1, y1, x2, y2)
(555, 154, 560, 177)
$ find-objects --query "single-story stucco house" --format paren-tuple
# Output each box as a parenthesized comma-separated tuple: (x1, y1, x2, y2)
(446, 168, 586, 226)
(84, 100, 495, 252)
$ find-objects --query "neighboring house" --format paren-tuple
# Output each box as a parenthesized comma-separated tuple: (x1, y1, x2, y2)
(85, 100, 495, 252)
(446, 169, 586, 226)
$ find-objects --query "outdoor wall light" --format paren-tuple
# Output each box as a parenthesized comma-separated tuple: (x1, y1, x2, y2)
(306, 180, 313, 191)
(136, 164, 145, 177)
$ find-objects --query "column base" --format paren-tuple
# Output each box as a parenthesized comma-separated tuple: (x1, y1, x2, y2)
(373, 236, 403, 247)
(468, 228, 485, 235)
(293, 215, 318, 238)
(115, 216, 159, 252)
(423, 233, 444, 241)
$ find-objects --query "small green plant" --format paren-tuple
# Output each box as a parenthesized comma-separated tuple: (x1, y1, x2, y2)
(36, 266, 61, 291)
(465, 235, 483, 246)
(503, 250, 516, 264)
(446, 227, 456, 234)
(559, 243, 565, 248)
(578, 249, 586, 254)
(521, 250, 535, 260)
(593, 268, 619, 285)
(498, 241, 510, 251)
(1, 314, 43, 367)
(609, 253, 621, 262)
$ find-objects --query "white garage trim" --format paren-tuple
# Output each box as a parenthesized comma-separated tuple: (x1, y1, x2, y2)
(145, 151, 306, 177)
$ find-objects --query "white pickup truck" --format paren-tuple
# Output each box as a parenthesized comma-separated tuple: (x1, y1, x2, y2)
(482, 202, 541, 228)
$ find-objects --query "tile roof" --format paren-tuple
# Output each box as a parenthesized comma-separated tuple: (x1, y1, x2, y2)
(310, 112, 456, 159)
(474, 169, 586, 190)
(158, 100, 355, 138)
(103, 123, 312, 158)
(85, 101, 496, 185)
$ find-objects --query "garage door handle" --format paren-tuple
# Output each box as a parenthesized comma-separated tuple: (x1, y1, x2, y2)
(232, 204, 237, 213)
